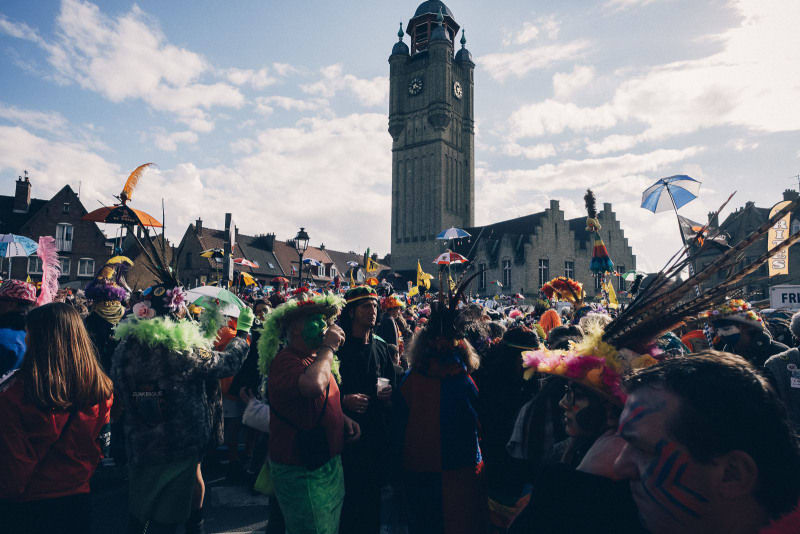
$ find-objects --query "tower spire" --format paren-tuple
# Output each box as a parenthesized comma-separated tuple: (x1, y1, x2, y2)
(460, 29, 466, 47)
(398, 22, 404, 41)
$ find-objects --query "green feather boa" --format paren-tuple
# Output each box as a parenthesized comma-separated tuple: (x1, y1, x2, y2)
(114, 301, 225, 352)
(257, 293, 344, 387)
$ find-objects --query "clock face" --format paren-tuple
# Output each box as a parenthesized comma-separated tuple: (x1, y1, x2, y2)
(453, 81, 463, 99)
(408, 77, 423, 96)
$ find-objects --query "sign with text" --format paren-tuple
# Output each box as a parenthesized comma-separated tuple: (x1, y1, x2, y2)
(770, 285, 800, 310)
(768, 200, 792, 276)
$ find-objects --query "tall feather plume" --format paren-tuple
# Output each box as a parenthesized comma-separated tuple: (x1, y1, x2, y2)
(120, 163, 154, 204)
(35, 236, 61, 306)
(602, 195, 800, 350)
(584, 189, 597, 219)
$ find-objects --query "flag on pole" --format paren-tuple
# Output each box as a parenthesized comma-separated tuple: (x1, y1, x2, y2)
(768, 200, 792, 276)
(416, 260, 432, 290)
(603, 278, 619, 309)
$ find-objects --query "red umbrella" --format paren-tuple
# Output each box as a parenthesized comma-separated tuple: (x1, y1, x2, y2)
(433, 251, 468, 265)
(233, 258, 259, 269)
(271, 276, 289, 285)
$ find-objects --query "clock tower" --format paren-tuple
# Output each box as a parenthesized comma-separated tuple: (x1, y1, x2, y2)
(388, 1, 475, 273)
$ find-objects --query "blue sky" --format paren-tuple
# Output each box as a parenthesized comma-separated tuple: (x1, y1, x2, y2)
(0, 0, 798, 271)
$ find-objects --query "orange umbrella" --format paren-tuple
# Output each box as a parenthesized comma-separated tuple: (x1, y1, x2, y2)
(82, 205, 162, 228)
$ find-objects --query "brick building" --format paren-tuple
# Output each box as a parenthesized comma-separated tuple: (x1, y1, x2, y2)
(0, 173, 111, 287)
(454, 199, 636, 298)
(691, 189, 800, 302)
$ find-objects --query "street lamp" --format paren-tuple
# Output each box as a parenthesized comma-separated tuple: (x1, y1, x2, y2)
(294, 227, 310, 287)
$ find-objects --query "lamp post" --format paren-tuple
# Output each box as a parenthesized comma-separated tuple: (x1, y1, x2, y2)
(294, 227, 310, 288)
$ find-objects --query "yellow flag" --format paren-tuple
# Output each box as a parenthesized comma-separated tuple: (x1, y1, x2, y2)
(603, 279, 619, 309)
(408, 286, 419, 297)
(366, 257, 379, 274)
(26, 275, 31, 283)
(416, 260, 431, 290)
(449, 274, 456, 291)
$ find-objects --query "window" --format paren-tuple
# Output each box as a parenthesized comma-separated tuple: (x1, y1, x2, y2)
(317, 265, 326, 277)
(59, 257, 71, 276)
(564, 260, 574, 279)
(62, 202, 70, 213)
(28, 257, 43, 274)
(330, 266, 337, 278)
(502, 259, 512, 288)
(538, 259, 549, 288)
(268, 262, 275, 269)
(594, 273, 603, 291)
(56, 223, 73, 252)
(617, 264, 625, 291)
(793, 218, 800, 235)
(78, 258, 95, 277)
(478, 263, 487, 290)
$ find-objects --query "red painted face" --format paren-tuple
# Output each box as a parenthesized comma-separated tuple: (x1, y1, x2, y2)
(614, 388, 714, 534)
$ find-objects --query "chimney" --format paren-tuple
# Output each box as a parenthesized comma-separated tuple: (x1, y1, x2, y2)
(265, 233, 275, 251)
(12, 171, 31, 214)
(784, 189, 799, 202)
(707, 211, 720, 228)
(549, 199, 559, 211)
(195, 217, 203, 234)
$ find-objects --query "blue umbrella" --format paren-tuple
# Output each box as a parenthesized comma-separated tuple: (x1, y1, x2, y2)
(436, 227, 471, 240)
(0, 234, 38, 257)
(641, 175, 701, 213)
(303, 258, 322, 267)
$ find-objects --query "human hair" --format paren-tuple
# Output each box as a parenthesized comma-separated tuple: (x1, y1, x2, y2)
(405, 322, 481, 374)
(21, 302, 113, 411)
(624, 350, 800, 519)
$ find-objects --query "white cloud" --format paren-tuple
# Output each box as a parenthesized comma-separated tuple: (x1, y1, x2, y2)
(727, 138, 759, 152)
(153, 130, 198, 152)
(502, 142, 556, 160)
(502, 16, 560, 46)
(223, 67, 278, 89)
(4, 0, 245, 132)
(604, 0, 663, 10)
(553, 65, 595, 99)
(480, 40, 590, 82)
(254, 96, 326, 116)
(0, 13, 43, 43)
(0, 103, 68, 135)
(509, 99, 618, 139)
(300, 64, 388, 107)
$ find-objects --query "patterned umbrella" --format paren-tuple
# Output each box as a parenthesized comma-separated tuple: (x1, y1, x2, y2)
(641, 175, 701, 213)
(433, 251, 468, 265)
(233, 258, 259, 269)
(435, 227, 471, 240)
(0, 234, 38, 257)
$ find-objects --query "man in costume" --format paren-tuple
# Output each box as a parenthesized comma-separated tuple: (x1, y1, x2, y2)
(700, 300, 787, 367)
(258, 291, 361, 534)
(0, 280, 36, 377)
(764, 310, 800, 434)
(612, 352, 800, 534)
(337, 286, 397, 534)
(84, 256, 133, 372)
(113, 283, 254, 534)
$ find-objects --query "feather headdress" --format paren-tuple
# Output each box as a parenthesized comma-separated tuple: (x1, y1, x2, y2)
(585, 189, 614, 274)
(35, 236, 60, 306)
(119, 162, 154, 204)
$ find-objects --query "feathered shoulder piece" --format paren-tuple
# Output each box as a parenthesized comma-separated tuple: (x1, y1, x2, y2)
(115, 298, 224, 352)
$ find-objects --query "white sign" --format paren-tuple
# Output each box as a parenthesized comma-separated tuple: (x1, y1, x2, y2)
(770, 284, 800, 310)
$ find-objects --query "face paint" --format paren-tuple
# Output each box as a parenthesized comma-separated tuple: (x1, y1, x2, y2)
(638, 439, 709, 522)
(302, 314, 327, 349)
(616, 393, 710, 534)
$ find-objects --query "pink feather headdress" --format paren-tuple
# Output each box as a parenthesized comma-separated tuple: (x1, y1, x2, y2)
(35, 236, 61, 306)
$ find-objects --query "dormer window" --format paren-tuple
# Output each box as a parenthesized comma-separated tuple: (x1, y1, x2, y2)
(62, 202, 70, 213)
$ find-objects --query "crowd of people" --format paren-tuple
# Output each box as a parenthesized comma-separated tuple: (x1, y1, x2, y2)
(1, 247, 800, 534)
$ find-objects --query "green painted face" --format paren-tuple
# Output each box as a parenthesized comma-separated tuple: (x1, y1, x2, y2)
(302, 314, 327, 349)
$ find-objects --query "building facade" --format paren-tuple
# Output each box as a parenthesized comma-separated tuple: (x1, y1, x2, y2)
(457, 200, 637, 298)
(0, 173, 111, 287)
(389, 0, 475, 273)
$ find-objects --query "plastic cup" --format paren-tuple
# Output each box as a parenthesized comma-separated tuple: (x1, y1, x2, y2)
(377, 377, 390, 392)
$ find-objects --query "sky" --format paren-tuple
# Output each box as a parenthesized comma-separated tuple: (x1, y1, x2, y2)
(0, 0, 798, 271)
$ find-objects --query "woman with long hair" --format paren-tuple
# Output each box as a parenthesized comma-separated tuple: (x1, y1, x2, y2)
(0, 302, 114, 533)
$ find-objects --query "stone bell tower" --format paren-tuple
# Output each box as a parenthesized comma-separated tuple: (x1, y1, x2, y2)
(388, 0, 475, 273)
